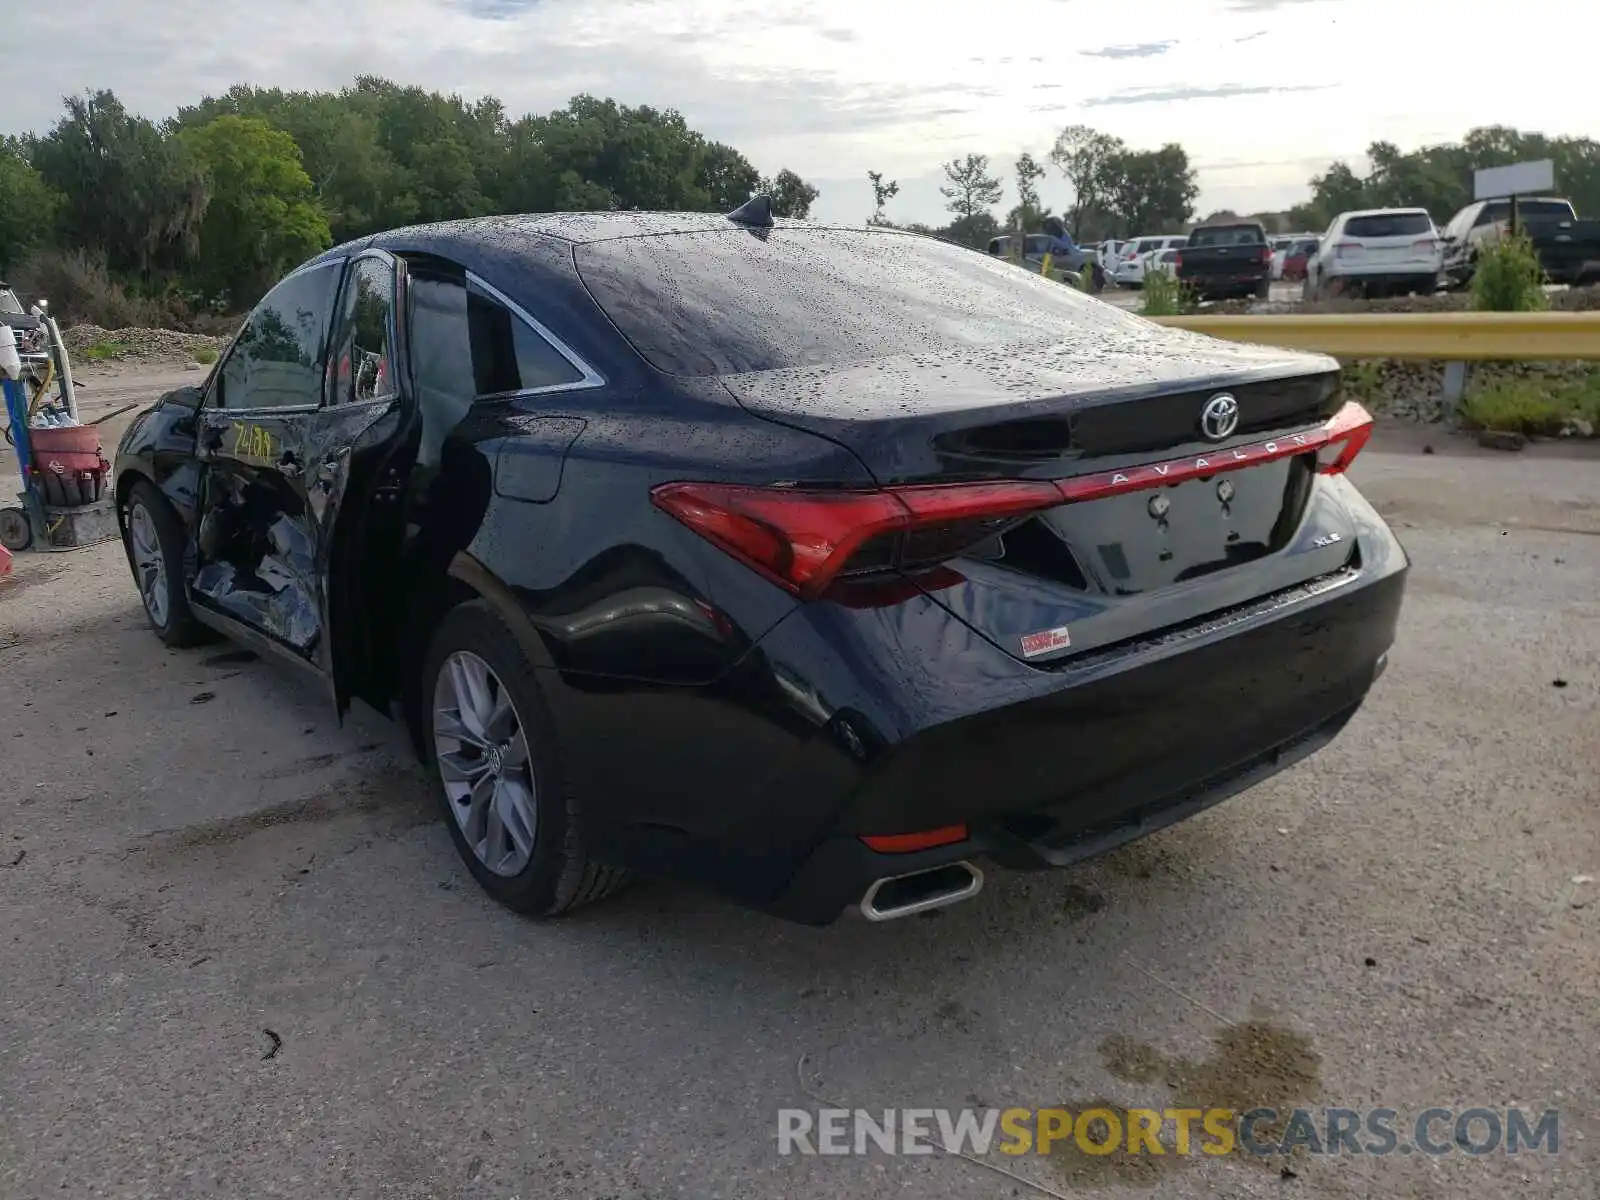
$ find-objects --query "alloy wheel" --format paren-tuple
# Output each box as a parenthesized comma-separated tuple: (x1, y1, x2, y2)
(126, 502, 169, 628)
(432, 650, 538, 877)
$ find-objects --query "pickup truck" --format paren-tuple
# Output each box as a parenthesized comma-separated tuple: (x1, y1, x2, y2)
(986, 233, 1106, 292)
(1174, 222, 1273, 301)
(1439, 196, 1600, 289)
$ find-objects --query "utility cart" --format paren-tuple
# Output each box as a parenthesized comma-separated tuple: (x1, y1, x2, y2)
(0, 296, 118, 559)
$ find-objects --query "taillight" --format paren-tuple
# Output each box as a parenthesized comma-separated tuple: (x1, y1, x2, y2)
(1313, 398, 1374, 475)
(652, 401, 1374, 598)
(1175, 251, 1184, 269)
(1334, 241, 1361, 257)
(1412, 238, 1438, 251)
(649, 479, 1059, 600)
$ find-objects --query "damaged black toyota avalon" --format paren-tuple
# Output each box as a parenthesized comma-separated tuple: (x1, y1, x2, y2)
(113, 198, 1406, 924)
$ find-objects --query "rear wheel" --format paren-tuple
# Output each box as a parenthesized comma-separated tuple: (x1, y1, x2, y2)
(424, 601, 628, 916)
(1254, 278, 1272, 300)
(0, 507, 30, 552)
(121, 479, 205, 647)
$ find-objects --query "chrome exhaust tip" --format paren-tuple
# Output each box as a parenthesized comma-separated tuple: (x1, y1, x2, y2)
(859, 861, 984, 922)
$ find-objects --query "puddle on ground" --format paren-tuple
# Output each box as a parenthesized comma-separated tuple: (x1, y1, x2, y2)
(1041, 1015, 1322, 1188)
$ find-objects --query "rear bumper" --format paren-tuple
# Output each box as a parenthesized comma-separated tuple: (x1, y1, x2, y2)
(1179, 270, 1269, 292)
(762, 554, 1406, 924)
(1327, 266, 1439, 283)
(769, 680, 1373, 924)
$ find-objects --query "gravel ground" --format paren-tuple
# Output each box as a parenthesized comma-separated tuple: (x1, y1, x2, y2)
(0, 374, 1595, 1200)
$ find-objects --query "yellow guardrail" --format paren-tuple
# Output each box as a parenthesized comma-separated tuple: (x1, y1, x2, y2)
(1146, 311, 1600, 361)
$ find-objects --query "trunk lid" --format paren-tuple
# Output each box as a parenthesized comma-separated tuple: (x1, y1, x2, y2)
(720, 334, 1358, 665)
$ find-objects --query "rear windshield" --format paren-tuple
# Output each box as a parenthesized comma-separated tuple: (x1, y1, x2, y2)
(1344, 213, 1433, 238)
(1481, 199, 1573, 220)
(575, 228, 1138, 377)
(1188, 225, 1265, 247)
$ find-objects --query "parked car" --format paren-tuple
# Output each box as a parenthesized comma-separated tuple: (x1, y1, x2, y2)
(114, 208, 1406, 925)
(1114, 235, 1186, 287)
(1303, 209, 1441, 300)
(1175, 221, 1273, 301)
(987, 233, 1106, 291)
(1439, 196, 1600, 289)
(1280, 238, 1318, 283)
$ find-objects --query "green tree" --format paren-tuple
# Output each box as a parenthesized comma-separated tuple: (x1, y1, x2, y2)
(867, 170, 900, 224)
(1049, 125, 1125, 237)
(1006, 152, 1051, 231)
(178, 115, 331, 304)
(0, 140, 60, 273)
(1103, 143, 1198, 236)
(539, 95, 709, 211)
(939, 154, 1003, 221)
(938, 212, 1001, 249)
(698, 142, 761, 211)
(760, 168, 819, 218)
(32, 90, 208, 282)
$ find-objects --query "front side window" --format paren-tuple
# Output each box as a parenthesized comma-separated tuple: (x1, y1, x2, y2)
(216, 263, 341, 411)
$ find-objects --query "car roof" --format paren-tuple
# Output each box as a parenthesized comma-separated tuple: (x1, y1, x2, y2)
(1337, 207, 1432, 220)
(326, 211, 864, 254)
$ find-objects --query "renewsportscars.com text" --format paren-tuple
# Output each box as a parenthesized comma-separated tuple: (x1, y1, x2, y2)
(776, 1106, 1560, 1158)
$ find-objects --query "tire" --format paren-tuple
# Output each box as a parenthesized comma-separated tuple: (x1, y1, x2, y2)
(0, 507, 31, 552)
(121, 479, 206, 647)
(1089, 264, 1106, 294)
(1254, 278, 1271, 300)
(423, 600, 629, 916)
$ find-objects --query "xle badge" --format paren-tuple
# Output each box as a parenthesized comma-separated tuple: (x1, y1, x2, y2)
(1020, 626, 1072, 658)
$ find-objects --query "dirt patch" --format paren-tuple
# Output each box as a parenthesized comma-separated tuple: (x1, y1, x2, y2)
(130, 762, 435, 863)
(0, 562, 71, 600)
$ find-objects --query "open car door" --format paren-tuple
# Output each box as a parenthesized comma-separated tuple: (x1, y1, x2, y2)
(315, 250, 422, 717)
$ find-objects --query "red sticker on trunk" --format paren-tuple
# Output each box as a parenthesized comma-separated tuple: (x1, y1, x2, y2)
(1019, 626, 1072, 658)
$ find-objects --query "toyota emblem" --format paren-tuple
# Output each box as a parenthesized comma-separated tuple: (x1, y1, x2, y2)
(1199, 393, 1240, 442)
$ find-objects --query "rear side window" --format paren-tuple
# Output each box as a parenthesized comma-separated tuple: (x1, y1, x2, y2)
(575, 228, 1141, 377)
(1188, 226, 1265, 247)
(0, 288, 23, 315)
(1344, 213, 1433, 238)
(466, 280, 585, 396)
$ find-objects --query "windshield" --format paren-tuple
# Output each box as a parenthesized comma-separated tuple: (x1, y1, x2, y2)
(1189, 226, 1265, 247)
(575, 228, 1141, 377)
(0, 288, 24, 316)
(1344, 212, 1433, 238)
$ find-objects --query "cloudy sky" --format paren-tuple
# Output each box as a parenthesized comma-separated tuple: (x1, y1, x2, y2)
(9, 0, 1592, 226)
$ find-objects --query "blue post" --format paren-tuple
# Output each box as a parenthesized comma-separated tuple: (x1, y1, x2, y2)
(2, 376, 30, 483)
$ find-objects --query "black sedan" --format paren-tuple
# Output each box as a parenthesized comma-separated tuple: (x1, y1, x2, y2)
(112, 200, 1407, 925)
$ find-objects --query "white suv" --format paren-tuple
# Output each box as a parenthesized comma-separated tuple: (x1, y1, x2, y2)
(1114, 235, 1186, 287)
(1304, 208, 1442, 300)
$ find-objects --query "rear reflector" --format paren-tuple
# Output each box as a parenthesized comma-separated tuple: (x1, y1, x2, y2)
(861, 825, 969, 853)
(652, 401, 1374, 599)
